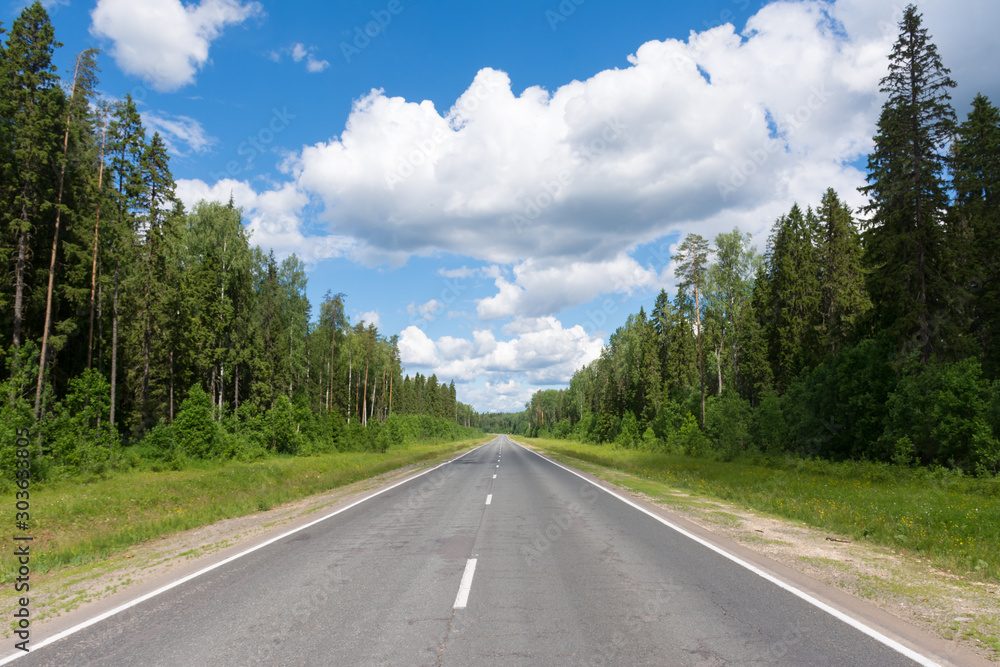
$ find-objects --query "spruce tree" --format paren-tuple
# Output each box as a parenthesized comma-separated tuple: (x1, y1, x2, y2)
(817, 188, 869, 355)
(762, 204, 822, 392)
(859, 4, 956, 361)
(953, 94, 1000, 376)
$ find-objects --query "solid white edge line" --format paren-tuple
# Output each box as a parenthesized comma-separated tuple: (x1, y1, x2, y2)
(0, 441, 495, 665)
(511, 441, 942, 667)
(486, 494, 492, 505)
(453, 558, 478, 609)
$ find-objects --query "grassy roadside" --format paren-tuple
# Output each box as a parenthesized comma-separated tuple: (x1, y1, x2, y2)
(512, 437, 1000, 584)
(1, 437, 489, 585)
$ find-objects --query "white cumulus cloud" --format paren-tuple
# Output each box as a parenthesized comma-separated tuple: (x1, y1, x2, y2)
(399, 317, 603, 397)
(91, 0, 263, 91)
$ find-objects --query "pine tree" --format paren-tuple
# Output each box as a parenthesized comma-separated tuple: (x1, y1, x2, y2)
(816, 188, 869, 355)
(0, 20, 10, 322)
(106, 95, 145, 429)
(673, 233, 712, 424)
(35, 48, 100, 417)
(859, 4, 956, 361)
(953, 94, 1000, 376)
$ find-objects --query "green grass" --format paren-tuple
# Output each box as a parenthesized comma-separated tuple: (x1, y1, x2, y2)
(516, 437, 1000, 584)
(0, 438, 488, 584)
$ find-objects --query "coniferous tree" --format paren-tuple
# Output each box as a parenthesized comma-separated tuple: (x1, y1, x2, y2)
(4, 2, 61, 351)
(953, 95, 1000, 376)
(105, 95, 145, 429)
(34, 48, 100, 417)
(816, 188, 869, 355)
(860, 4, 957, 361)
(673, 233, 712, 424)
(762, 204, 822, 392)
(652, 289, 698, 398)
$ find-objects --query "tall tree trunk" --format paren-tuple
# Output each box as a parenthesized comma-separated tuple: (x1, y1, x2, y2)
(12, 214, 28, 349)
(169, 349, 174, 422)
(97, 261, 103, 373)
(35, 56, 83, 418)
(715, 335, 723, 396)
(110, 260, 120, 430)
(334, 328, 337, 412)
(209, 365, 217, 419)
(87, 112, 109, 370)
(695, 272, 705, 425)
(218, 362, 224, 421)
(362, 351, 369, 427)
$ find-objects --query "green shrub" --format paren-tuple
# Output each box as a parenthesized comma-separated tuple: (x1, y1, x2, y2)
(267, 394, 298, 454)
(881, 357, 998, 469)
(174, 385, 224, 458)
(751, 390, 788, 453)
(615, 411, 640, 449)
(705, 391, 751, 459)
(669, 413, 710, 456)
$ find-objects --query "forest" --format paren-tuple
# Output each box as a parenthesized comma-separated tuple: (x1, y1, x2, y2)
(0, 3, 480, 483)
(516, 6, 1000, 476)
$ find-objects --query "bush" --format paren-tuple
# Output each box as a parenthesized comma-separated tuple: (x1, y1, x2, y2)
(650, 400, 683, 443)
(880, 357, 998, 470)
(47, 369, 119, 474)
(641, 427, 659, 450)
(174, 385, 224, 458)
(795, 337, 898, 460)
(750, 390, 788, 453)
(267, 394, 298, 454)
(615, 411, 640, 449)
(705, 391, 751, 460)
(669, 413, 710, 456)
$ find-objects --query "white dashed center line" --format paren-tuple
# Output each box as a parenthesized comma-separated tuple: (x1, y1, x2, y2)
(486, 494, 492, 505)
(453, 558, 478, 609)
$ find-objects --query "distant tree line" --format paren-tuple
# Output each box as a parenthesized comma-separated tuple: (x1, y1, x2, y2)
(514, 6, 1000, 474)
(0, 3, 480, 480)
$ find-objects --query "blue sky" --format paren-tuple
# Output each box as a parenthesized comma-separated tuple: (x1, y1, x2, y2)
(15, 0, 1000, 412)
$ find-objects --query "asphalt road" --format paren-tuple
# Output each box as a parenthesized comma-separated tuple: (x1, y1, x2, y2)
(9, 436, 937, 666)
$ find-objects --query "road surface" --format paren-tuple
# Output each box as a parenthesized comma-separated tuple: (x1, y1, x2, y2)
(6, 436, 961, 665)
